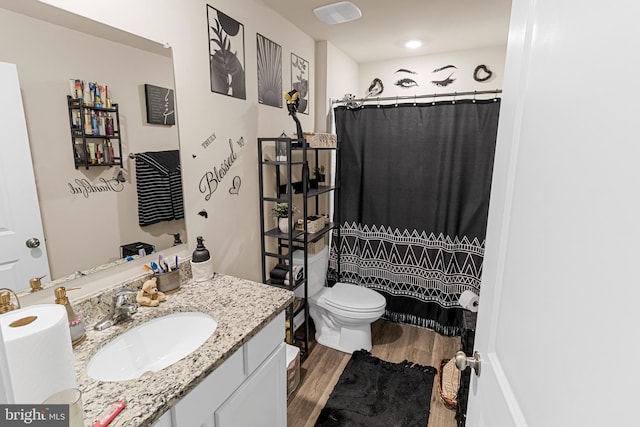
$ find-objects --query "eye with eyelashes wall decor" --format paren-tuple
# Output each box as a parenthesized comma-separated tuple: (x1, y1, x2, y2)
(431, 72, 456, 87)
(394, 68, 418, 89)
(431, 64, 458, 87)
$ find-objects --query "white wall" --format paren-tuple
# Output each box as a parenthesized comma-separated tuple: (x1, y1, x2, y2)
(315, 40, 359, 133)
(15, 0, 316, 283)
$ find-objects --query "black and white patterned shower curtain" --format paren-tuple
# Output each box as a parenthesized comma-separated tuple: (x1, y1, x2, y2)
(330, 99, 500, 336)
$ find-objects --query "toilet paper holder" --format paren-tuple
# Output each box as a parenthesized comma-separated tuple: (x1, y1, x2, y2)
(0, 288, 21, 314)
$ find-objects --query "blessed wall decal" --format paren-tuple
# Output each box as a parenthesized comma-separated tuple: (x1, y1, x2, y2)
(198, 136, 245, 201)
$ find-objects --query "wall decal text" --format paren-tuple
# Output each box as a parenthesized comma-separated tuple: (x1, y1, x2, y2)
(199, 137, 245, 201)
(68, 177, 124, 198)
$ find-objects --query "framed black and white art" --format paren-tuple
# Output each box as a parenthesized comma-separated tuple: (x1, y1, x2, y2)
(291, 53, 309, 115)
(207, 5, 246, 99)
(256, 33, 282, 108)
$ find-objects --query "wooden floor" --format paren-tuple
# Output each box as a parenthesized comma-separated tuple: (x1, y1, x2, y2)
(287, 319, 461, 427)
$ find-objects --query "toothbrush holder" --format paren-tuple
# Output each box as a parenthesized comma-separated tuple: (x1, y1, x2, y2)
(155, 269, 181, 294)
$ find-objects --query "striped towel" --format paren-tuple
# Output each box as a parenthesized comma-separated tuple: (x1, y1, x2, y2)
(135, 150, 184, 226)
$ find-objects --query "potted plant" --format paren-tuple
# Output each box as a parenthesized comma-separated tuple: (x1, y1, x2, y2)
(272, 202, 297, 233)
(314, 165, 326, 182)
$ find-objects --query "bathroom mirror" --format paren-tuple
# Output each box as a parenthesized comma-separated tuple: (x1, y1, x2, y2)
(0, 2, 186, 293)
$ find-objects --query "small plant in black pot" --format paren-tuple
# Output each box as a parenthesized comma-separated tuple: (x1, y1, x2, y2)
(314, 165, 326, 182)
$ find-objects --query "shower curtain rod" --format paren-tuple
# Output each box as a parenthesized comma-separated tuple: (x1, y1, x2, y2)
(331, 89, 502, 105)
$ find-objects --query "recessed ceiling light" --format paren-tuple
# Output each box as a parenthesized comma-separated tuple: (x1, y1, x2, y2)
(405, 40, 423, 49)
(313, 1, 362, 25)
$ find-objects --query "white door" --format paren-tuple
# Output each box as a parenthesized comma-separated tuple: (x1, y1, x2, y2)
(466, 1, 640, 425)
(0, 62, 50, 291)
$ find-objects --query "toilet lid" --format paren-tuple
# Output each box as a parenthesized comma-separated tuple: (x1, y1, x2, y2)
(323, 282, 386, 312)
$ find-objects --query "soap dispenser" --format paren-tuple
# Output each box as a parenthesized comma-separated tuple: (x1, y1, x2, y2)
(54, 287, 86, 346)
(191, 236, 214, 282)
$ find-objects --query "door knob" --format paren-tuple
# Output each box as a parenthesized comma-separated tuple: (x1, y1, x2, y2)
(455, 350, 481, 377)
(25, 237, 40, 248)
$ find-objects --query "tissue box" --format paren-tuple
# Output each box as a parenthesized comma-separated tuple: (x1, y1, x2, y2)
(286, 344, 301, 398)
(120, 242, 155, 258)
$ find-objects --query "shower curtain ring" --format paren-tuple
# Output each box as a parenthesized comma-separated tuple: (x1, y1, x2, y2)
(473, 90, 477, 103)
(432, 93, 436, 105)
(413, 94, 417, 106)
(377, 97, 380, 108)
(395, 96, 398, 107)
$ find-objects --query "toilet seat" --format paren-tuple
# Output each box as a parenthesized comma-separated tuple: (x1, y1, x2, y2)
(322, 282, 386, 313)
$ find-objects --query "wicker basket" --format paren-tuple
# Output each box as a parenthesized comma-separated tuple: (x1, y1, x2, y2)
(306, 216, 325, 233)
(294, 132, 337, 148)
(308, 237, 326, 254)
(438, 358, 460, 410)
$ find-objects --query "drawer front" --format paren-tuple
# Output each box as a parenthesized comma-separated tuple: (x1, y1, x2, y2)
(244, 311, 285, 375)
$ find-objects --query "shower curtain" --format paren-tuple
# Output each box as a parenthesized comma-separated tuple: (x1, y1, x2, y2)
(330, 99, 500, 336)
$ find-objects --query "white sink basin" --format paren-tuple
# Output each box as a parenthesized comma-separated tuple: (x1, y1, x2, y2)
(87, 312, 217, 382)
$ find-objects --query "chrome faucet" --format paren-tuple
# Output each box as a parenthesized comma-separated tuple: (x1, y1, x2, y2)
(94, 289, 139, 331)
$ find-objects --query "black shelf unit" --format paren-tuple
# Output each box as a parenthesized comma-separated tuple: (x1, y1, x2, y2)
(257, 136, 340, 360)
(67, 95, 123, 169)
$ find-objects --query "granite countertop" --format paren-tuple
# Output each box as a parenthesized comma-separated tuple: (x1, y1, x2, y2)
(72, 273, 293, 427)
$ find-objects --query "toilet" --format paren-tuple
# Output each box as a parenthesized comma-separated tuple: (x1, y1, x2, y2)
(292, 247, 387, 354)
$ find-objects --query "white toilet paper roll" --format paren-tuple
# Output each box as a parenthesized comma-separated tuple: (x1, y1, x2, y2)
(458, 290, 479, 312)
(0, 304, 77, 404)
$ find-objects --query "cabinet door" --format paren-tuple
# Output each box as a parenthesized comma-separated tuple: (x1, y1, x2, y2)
(215, 343, 286, 427)
(151, 410, 173, 427)
(172, 348, 245, 426)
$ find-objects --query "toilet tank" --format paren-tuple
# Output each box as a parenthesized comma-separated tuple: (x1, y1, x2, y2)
(291, 245, 329, 298)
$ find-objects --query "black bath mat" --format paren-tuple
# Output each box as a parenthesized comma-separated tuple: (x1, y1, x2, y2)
(315, 350, 437, 427)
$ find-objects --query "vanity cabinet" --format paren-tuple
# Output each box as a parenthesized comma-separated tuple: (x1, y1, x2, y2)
(67, 96, 123, 169)
(151, 311, 286, 427)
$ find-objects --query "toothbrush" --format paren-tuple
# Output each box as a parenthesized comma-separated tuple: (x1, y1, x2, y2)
(158, 253, 171, 272)
(150, 261, 163, 273)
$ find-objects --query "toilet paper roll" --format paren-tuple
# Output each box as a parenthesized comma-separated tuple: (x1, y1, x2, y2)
(458, 290, 479, 312)
(0, 304, 77, 404)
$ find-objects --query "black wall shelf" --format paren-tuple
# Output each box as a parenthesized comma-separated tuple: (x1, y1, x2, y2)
(257, 136, 340, 360)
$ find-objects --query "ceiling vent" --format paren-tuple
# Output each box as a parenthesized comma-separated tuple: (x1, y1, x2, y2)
(313, 1, 362, 25)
